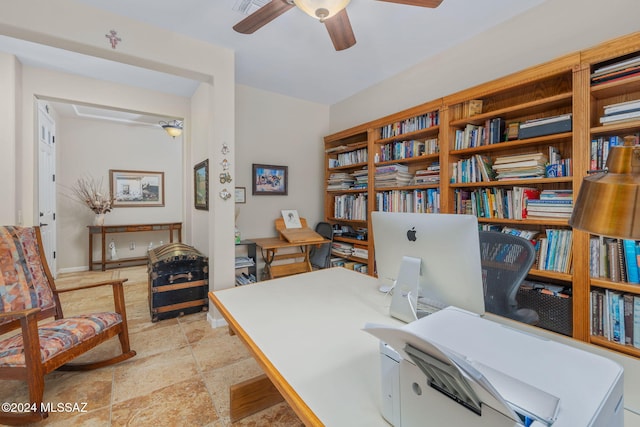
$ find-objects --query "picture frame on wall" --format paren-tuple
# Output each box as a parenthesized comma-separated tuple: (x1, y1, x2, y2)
(110, 169, 165, 207)
(235, 187, 246, 204)
(252, 164, 288, 196)
(194, 159, 209, 210)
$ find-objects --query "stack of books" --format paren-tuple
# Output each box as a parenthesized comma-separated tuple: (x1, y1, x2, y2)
(492, 152, 548, 180)
(412, 162, 440, 184)
(234, 256, 255, 269)
(599, 99, 640, 125)
(591, 54, 640, 86)
(518, 114, 572, 139)
(327, 172, 355, 190)
(526, 189, 574, 219)
(351, 168, 369, 189)
(331, 241, 353, 258)
(374, 164, 411, 187)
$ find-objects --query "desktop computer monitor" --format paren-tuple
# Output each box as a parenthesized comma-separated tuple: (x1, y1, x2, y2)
(371, 212, 485, 322)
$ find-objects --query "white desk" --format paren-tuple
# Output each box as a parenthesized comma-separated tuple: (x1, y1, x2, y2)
(210, 267, 635, 426)
(210, 267, 402, 425)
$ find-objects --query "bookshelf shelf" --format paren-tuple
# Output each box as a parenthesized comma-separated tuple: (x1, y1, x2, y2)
(590, 336, 640, 359)
(322, 32, 640, 359)
(591, 278, 640, 295)
(448, 132, 573, 156)
(448, 92, 573, 127)
(374, 125, 440, 144)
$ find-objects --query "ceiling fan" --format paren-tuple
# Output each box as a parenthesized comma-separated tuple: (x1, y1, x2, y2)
(233, 0, 443, 51)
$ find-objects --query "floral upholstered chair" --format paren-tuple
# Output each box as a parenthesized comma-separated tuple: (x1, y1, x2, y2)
(0, 226, 135, 425)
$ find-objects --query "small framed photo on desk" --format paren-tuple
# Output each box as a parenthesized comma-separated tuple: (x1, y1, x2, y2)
(281, 210, 302, 228)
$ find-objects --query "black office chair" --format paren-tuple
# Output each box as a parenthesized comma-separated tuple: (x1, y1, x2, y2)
(309, 222, 333, 270)
(479, 231, 539, 325)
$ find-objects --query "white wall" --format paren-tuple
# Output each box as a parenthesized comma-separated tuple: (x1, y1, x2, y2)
(0, 52, 20, 224)
(234, 85, 330, 240)
(56, 114, 183, 270)
(329, 0, 640, 132)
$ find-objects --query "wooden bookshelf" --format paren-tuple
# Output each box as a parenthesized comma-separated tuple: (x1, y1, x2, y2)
(323, 32, 640, 359)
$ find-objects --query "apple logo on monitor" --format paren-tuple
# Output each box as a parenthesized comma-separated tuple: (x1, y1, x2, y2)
(406, 227, 417, 242)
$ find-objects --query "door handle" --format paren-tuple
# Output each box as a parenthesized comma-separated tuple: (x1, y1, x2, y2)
(40, 223, 48, 227)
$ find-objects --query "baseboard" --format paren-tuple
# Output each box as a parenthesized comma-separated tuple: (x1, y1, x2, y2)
(207, 311, 228, 329)
(58, 266, 90, 274)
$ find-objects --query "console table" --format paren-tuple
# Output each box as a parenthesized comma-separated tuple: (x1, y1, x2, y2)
(88, 222, 182, 271)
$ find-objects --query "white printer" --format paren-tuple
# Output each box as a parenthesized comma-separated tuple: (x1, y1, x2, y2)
(367, 307, 624, 427)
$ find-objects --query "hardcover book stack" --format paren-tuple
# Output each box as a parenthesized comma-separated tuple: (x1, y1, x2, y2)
(526, 189, 574, 219)
(518, 113, 572, 139)
(453, 117, 505, 149)
(351, 168, 369, 189)
(374, 163, 412, 187)
(491, 152, 548, 181)
(333, 193, 367, 220)
(327, 172, 355, 190)
(412, 162, 440, 184)
(599, 99, 640, 125)
(591, 53, 640, 86)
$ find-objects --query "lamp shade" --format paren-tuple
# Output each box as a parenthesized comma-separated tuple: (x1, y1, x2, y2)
(569, 144, 640, 239)
(293, 0, 351, 20)
(159, 120, 183, 138)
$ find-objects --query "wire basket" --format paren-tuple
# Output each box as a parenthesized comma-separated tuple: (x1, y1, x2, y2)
(516, 288, 573, 336)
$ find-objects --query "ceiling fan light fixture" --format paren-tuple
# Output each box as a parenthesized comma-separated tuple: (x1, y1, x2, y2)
(293, 0, 350, 21)
(159, 120, 183, 138)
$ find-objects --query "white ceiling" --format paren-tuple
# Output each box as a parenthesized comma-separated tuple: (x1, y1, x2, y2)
(1, 0, 547, 105)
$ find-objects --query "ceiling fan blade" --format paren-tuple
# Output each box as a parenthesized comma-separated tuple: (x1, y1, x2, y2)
(324, 9, 356, 51)
(233, 0, 295, 34)
(376, 0, 443, 8)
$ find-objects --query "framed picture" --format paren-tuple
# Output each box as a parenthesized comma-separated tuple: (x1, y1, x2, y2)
(235, 187, 246, 204)
(194, 159, 209, 210)
(252, 163, 288, 195)
(109, 169, 164, 207)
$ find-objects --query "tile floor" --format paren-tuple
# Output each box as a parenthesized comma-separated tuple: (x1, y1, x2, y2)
(1, 266, 303, 426)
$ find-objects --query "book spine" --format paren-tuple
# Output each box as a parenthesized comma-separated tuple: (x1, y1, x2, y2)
(624, 239, 640, 284)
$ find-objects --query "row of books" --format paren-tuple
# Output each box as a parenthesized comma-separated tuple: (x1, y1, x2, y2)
(333, 194, 367, 220)
(590, 135, 629, 171)
(235, 272, 257, 286)
(546, 145, 572, 178)
(454, 186, 539, 220)
(590, 236, 640, 284)
(599, 99, 640, 125)
(377, 138, 439, 162)
(591, 289, 640, 348)
(591, 53, 640, 87)
(526, 189, 574, 219)
(328, 147, 367, 168)
(536, 229, 573, 273)
(379, 111, 439, 139)
(330, 257, 368, 273)
(478, 224, 540, 243)
(375, 189, 440, 214)
(451, 154, 494, 183)
(453, 117, 505, 150)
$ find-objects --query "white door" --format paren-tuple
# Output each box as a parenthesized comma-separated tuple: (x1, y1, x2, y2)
(37, 101, 57, 277)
